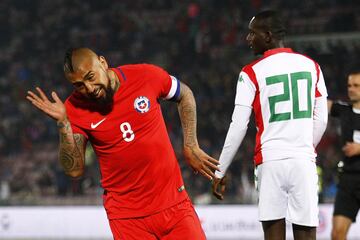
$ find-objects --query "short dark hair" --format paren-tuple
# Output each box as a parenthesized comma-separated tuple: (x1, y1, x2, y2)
(255, 10, 286, 40)
(64, 48, 77, 73)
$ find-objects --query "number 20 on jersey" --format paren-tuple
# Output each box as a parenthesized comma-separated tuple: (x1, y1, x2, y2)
(266, 71, 312, 123)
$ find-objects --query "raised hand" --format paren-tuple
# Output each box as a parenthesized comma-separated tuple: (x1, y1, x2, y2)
(183, 145, 219, 181)
(26, 87, 67, 123)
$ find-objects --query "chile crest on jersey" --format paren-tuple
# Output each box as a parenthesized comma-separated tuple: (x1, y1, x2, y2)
(134, 96, 151, 113)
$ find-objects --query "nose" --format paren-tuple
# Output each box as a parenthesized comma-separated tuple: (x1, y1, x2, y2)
(84, 82, 95, 94)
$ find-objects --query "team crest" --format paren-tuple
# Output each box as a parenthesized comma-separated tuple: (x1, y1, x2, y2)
(134, 96, 150, 113)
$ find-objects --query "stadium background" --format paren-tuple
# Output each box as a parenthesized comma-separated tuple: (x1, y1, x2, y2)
(0, 0, 360, 239)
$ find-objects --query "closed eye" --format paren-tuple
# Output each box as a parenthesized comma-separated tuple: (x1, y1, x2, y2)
(86, 74, 95, 81)
(73, 82, 84, 89)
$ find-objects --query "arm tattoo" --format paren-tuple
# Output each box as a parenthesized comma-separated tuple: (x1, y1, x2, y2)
(177, 83, 198, 148)
(58, 121, 86, 175)
(59, 121, 73, 144)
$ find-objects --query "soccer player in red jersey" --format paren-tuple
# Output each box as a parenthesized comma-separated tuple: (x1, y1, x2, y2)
(26, 47, 219, 239)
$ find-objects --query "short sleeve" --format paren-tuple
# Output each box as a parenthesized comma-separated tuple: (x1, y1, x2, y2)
(144, 64, 180, 101)
(234, 71, 256, 107)
(64, 98, 89, 138)
(70, 123, 88, 138)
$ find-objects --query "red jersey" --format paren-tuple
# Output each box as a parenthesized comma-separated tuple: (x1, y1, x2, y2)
(64, 64, 188, 219)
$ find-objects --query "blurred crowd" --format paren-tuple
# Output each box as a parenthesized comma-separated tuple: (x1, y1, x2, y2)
(1, 0, 360, 205)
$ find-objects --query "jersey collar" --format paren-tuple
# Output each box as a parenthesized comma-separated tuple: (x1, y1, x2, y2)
(263, 48, 293, 57)
(353, 107, 360, 114)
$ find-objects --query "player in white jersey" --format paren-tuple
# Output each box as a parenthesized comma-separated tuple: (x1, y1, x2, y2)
(212, 10, 328, 240)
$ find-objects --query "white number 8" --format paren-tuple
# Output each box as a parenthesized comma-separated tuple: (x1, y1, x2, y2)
(120, 122, 135, 142)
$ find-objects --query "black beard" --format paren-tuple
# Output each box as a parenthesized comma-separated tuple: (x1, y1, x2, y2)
(98, 86, 115, 106)
(89, 85, 115, 114)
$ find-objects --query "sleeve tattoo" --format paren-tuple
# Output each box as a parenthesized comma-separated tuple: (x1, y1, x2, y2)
(58, 121, 86, 175)
(177, 83, 198, 148)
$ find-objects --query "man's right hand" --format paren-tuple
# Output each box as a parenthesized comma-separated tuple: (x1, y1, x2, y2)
(212, 176, 227, 200)
(26, 87, 67, 123)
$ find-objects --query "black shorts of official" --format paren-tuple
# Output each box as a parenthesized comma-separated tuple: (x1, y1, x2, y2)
(333, 173, 360, 222)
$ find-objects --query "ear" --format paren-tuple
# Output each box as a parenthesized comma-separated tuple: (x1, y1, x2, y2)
(265, 31, 272, 43)
(99, 56, 108, 69)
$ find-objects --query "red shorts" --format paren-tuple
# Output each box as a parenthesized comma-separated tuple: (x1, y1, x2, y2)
(108, 198, 206, 240)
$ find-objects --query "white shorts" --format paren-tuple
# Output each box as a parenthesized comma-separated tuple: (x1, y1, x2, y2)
(255, 158, 319, 227)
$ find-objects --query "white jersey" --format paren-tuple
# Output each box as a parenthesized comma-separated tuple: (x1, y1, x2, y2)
(236, 48, 327, 165)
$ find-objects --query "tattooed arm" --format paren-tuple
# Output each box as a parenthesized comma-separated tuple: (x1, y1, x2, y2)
(27, 87, 86, 178)
(177, 82, 219, 180)
(58, 120, 86, 178)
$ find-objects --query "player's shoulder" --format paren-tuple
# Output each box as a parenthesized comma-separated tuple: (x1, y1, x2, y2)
(243, 55, 266, 70)
(114, 63, 145, 74)
(117, 63, 167, 78)
(333, 100, 351, 108)
(118, 63, 163, 71)
(64, 93, 83, 117)
(331, 100, 353, 114)
(241, 59, 260, 77)
(245, 49, 319, 74)
(65, 92, 84, 111)
(289, 50, 318, 64)
(242, 48, 298, 70)
(65, 92, 99, 114)
(64, 91, 80, 108)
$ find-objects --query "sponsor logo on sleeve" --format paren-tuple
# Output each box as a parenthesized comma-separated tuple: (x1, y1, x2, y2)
(238, 75, 244, 82)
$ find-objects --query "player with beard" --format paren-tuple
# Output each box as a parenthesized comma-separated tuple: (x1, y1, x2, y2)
(27, 47, 218, 239)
